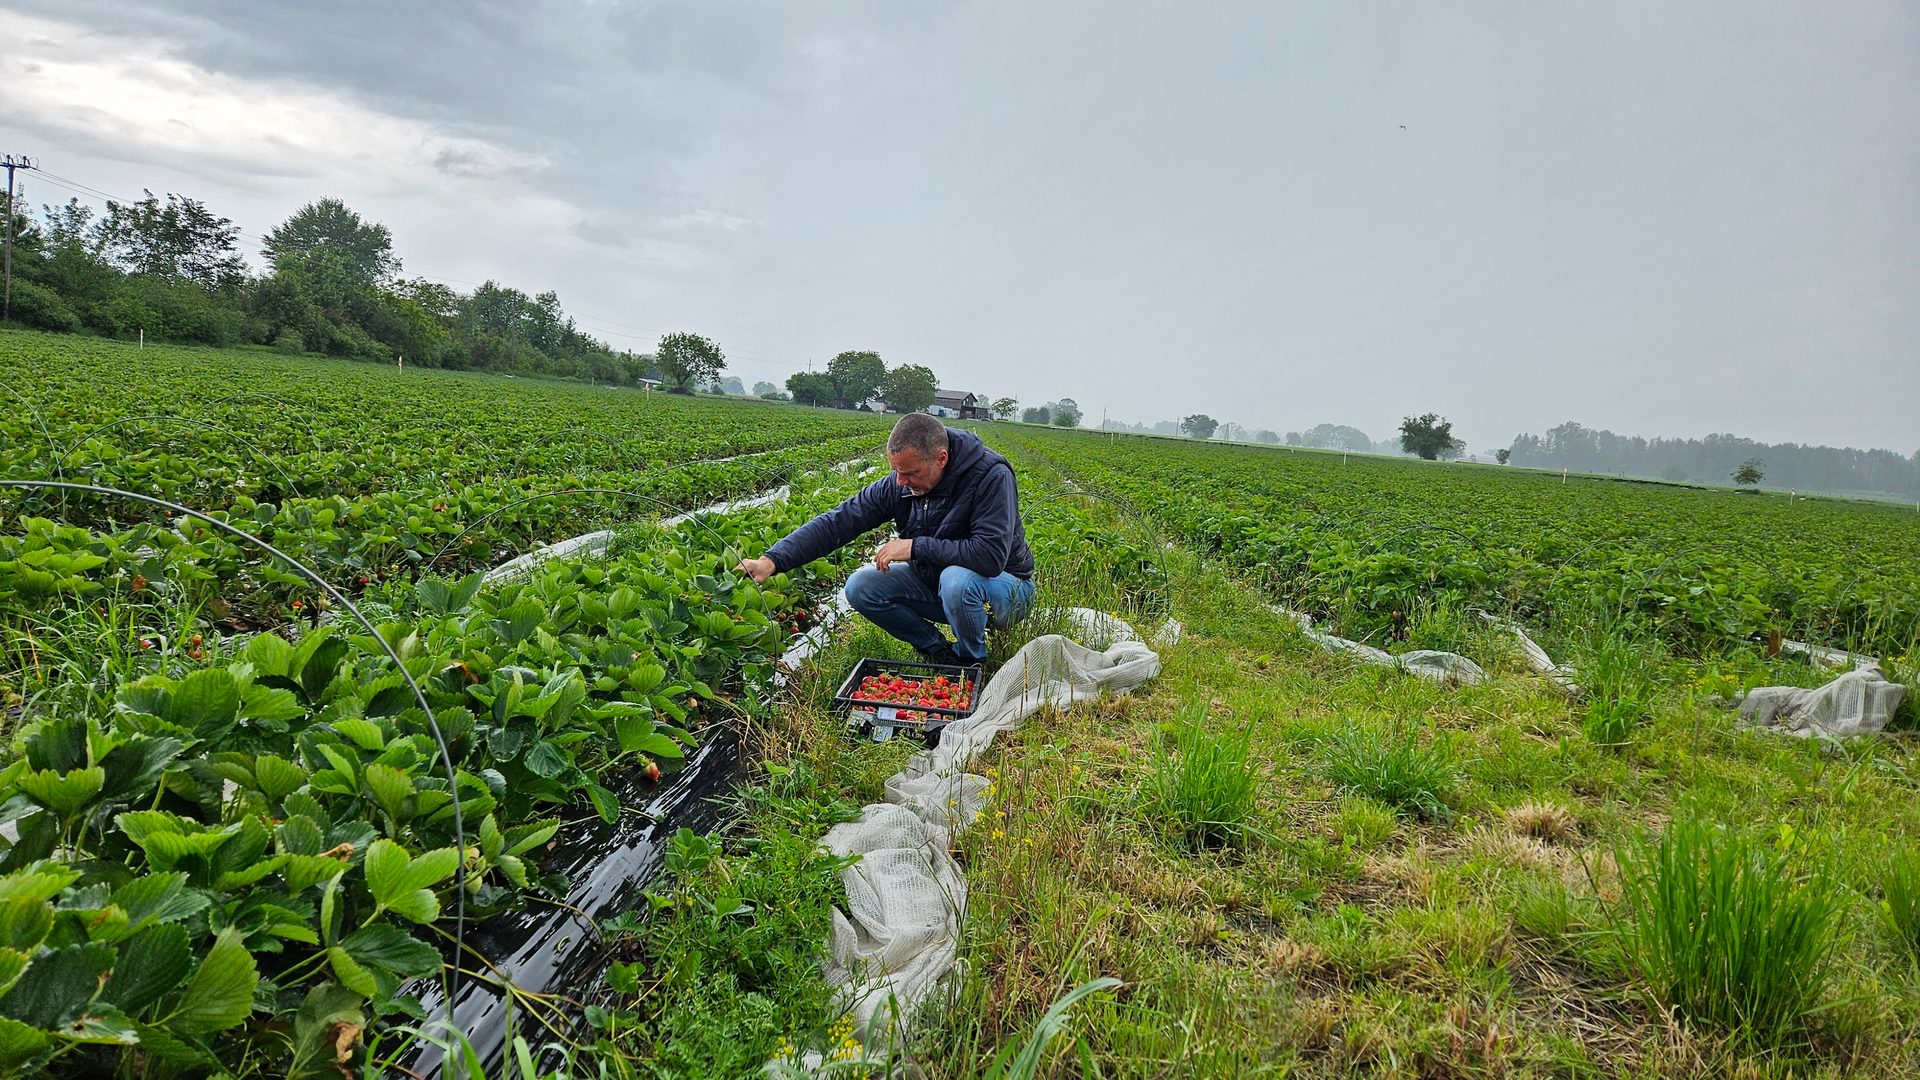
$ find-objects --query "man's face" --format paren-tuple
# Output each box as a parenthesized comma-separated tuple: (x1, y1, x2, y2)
(889, 447, 948, 495)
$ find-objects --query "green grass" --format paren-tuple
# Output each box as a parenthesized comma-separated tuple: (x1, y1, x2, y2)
(1138, 700, 1260, 847)
(1881, 848, 1920, 963)
(1319, 723, 1459, 821)
(1613, 817, 1848, 1054)
(769, 483, 1920, 1078)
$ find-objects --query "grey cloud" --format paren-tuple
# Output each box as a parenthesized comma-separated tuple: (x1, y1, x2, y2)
(4, 1, 1916, 451)
(570, 218, 629, 249)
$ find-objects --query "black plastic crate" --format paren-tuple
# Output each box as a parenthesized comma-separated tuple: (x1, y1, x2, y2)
(833, 656, 984, 742)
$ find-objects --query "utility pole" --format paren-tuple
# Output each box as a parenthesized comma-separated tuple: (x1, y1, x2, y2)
(2, 154, 38, 323)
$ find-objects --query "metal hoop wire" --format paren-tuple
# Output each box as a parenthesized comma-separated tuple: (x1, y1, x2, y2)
(62, 415, 308, 501)
(1022, 484, 1178, 624)
(0, 377, 64, 482)
(0, 478, 468, 1022)
(200, 391, 324, 452)
(425, 487, 770, 590)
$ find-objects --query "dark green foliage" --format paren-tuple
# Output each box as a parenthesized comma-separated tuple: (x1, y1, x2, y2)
(824, 350, 887, 408)
(656, 331, 727, 393)
(879, 363, 939, 413)
(3, 279, 78, 331)
(597, 765, 862, 1073)
(8, 189, 657, 381)
(1398, 413, 1465, 461)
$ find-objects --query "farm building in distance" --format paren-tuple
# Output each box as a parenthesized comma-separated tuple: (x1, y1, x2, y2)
(930, 389, 987, 419)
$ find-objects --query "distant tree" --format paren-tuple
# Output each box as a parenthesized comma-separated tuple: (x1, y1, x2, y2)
(1254, 429, 1281, 444)
(990, 396, 1019, 421)
(1048, 397, 1082, 427)
(752, 380, 780, 396)
(786, 371, 834, 406)
(1300, 423, 1373, 452)
(656, 331, 725, 393)
(880, 363, 939, 413)
(1733, 458, 1765, 488)
(1495, 448, 1511, 465)
(1021, 406, 1052, 425)
(825, 350, 887, 408)
(262, 197, 398, 286)
(706, 376, 745, 396)
(1400, 413, 1466, 461)
(1283, 431, 1303, 445)
(93, 190, 246, 289)
(1181, 414, 1219, 440)
(1504, 420, 1919, 499)
(1660, 462, 1688, 482)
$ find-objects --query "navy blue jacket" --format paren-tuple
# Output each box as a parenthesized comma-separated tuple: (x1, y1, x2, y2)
(765, 427, 1033, 589)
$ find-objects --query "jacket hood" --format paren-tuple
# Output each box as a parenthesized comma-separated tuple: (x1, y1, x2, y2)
(934, 428, 998, 491)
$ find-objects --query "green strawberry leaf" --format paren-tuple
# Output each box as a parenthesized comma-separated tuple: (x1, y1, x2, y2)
(171, 927, 257, 1034)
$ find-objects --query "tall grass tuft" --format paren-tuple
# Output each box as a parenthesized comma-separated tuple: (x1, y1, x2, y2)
(1140, 701, 1260, 847)
(1880, 848, 1920, 961)
(1320, 724, 1457, 821)
(980, 977, 1124, 1080)
(1615, 817, 1846, 1052)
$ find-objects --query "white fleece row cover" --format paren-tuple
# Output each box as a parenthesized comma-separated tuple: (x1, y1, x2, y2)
(1738, 664, 1908, 739)
(807, 612, 1166, 1064)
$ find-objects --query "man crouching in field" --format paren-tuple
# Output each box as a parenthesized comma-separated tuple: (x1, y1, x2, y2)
(735, 413, 1035, 667)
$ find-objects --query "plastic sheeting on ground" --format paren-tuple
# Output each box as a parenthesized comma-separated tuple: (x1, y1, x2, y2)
(483, 529, 616, 585)
(1268, 606, 1487, 686)
(1737, 664, 1908, 740)
(1476, 612, 1580, 695)
(1778, 638, 1878, 671)
(794, 613, 1165, 1069)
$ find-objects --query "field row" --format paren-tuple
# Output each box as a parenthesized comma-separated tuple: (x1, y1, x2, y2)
(2, 331, 894, 629)
(994, 426, 1920, 657)
(0, 452, 882, 1076)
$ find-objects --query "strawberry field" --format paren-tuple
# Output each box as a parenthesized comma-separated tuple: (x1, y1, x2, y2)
(999, 426, 1920, 659)
(5, 327, 1919, 1078)
(0, 329, 896, 1075)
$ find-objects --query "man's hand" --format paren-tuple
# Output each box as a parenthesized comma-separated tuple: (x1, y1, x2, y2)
(736, 555, 777, 584)
(873, 537, 913, 573)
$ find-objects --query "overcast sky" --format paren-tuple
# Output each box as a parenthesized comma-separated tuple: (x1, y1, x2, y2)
(4, 1, 1916, 452)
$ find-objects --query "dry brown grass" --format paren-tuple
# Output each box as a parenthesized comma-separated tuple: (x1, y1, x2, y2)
(1505, 800, 1580, 843)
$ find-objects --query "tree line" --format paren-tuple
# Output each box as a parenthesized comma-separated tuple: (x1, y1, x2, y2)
(1507, 421, 1920, 497)
(2, 186, 676, 385)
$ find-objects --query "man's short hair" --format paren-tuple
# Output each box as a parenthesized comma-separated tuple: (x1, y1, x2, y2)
(888, 413, 949, 459)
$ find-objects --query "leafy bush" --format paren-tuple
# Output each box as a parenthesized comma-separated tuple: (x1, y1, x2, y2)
(272, 328, 305, 354)
(1615, 818, 1845, 1050)
(3, 279, 80, 331)
(1139, 702, 1260, 847)
(1320, 724, 1456, 821)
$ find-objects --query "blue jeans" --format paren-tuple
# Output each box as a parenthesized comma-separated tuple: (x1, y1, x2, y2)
(842, 564, 1035, 663)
